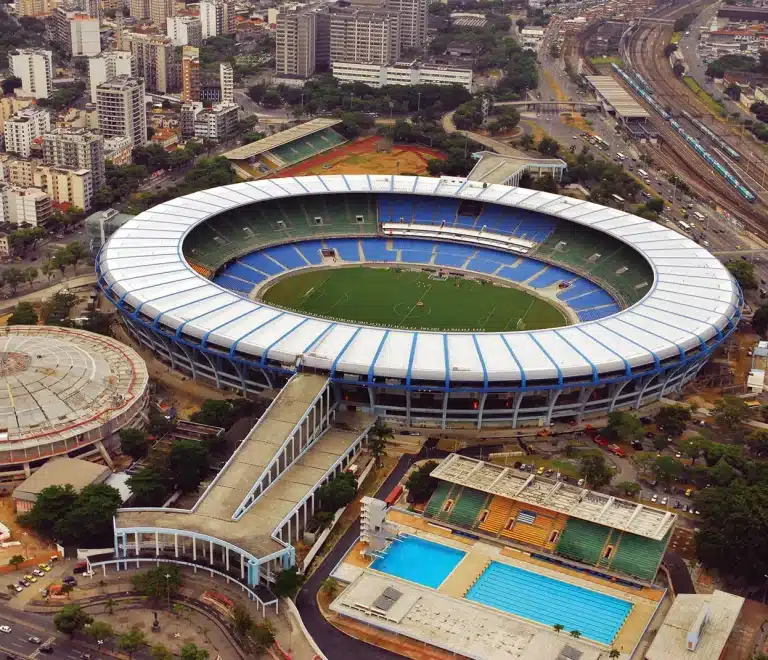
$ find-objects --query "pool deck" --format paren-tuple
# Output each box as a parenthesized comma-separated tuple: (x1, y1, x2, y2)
(335, 508, 666, 657)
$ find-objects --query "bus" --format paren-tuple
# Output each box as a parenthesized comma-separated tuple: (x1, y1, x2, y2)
(616, 152, 626, 160)
(692, 211, 705, 221)
(679, 220, 692, 232)
(638, 168, 648, 179)
(611, 194, 625, 204)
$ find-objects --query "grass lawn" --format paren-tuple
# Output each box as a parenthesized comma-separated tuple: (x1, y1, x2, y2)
(682, 76, 726, 118)
(261, 266, 567, 331)
(670, 32, 682, 44)
(589, 56, 623, 67)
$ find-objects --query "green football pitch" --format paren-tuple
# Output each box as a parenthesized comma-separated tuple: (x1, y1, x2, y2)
(261, 267, 567, 331)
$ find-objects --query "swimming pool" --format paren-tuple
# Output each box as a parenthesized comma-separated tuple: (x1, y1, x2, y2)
(371, 535, 466, 589)
(465, 562, 632, 645)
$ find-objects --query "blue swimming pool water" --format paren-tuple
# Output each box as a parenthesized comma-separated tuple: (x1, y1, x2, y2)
(465, 562, 632, 645)
(371, 535, 466, 588)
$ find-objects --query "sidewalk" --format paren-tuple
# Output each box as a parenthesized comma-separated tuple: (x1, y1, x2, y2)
(0, 273, 97, 314)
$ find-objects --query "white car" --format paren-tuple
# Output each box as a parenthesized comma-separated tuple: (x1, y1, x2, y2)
(0, 625, 11, 633)
(651, 494, 658, 503)
(661, 497, 668, 505)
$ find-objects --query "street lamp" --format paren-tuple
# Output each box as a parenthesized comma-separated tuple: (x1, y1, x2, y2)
(165, 573, 171, 610)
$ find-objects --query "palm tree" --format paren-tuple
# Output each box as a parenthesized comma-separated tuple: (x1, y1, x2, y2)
(553, 623, 564, 634)
(369, 419, 393, 467)
(570, 630, 581, 639)
(104, 598, 115, 615)
(321, 577, 339, 599)
(609, 650, 621, 659)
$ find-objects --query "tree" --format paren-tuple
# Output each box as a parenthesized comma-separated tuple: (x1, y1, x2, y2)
(553, 623, 564, 633)
(119, 428, 150, 460)
(321, 577, 339, 599)
(251, 622, 276, 652)
(179, 643, 209, 660)
(131, 565, 182, 601)
(680, 435, 706, 465)
(570, 630, 581, 639)
(25, 266, 37, 287)
(746, 429, 768, 458)
(694, 482, 768, 581)
(127, 466, 169, 506)
(616, 481, 640, 497)
(316, 472, 357, 513)
(709, 457, 736, 486)
(726, 259, 758, 289)
(19, 484, 78, 539)
(368, 419, 392, 467)
(8, 555, 24, 570)
(272, 567, 305, 597)
(754, 304, 768, 337)
(519, 133, 535, 150)
(1, 76, 21, 95)
(579, 452, 613, 489)
(653, 456, 683, 483)
(54, 604, 93, 637)
(231, 604, 254, 638)
(83, 620, 114, 644)
(645, 197, 664, 214)
(168, 439, 210, 493)
(151, 645, 174, 660)
(41, 260, 55, 282)
(654, 405, 691, 437)
(609, 650, 621, 659)
(537, 136, 560, 156)
(725, 83, 741, 101)
(405, 460, 439, 502)
(53, 483, 122, 547)
(604, 411, 643, 442)
(66, 241, 87, 269)
(713, 396, 751, 434)
(190, 398, 243, 428)
(3, 267, 26, 296)
(663, 43, 678, 57)
(118, 627, 148, 658)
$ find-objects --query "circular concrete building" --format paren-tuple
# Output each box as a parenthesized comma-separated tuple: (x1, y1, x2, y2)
(0, 326, 149, 491)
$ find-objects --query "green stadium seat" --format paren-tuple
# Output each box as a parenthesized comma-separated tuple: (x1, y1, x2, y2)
(607, 531, 669, 581)
(446, 488, 490, 529)
(423, 482, 453, 518)
(555, 518, 612, 566)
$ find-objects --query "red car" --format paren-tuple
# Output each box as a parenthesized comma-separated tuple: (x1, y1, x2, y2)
(593, 436, 609, 446)
(608, 444, 626, 457)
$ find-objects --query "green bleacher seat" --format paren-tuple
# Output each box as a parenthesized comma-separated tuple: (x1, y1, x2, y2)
(424, 482, 453, 518)
(555, 518, 612, 566)
(446, 488, 490, 529)
(608, 531, 669, 581)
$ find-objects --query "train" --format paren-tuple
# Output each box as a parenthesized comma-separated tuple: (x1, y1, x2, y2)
(611, 64, 756, 203)
(679, 109, 742, 161)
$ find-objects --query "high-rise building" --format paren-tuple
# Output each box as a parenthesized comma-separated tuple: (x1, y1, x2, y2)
(70, 15, 101, 56)
(88, 51, 133, 103)
(96, 75, 147, 149)
(130, 0, 149, 20)
(193, 102, 238, 141)
(127, 32, 177, 93)
(42, 128, 105, 191)
(220, 62, 234, 104)
(16, 0, 56, 17)
(180, 102, 203, 137)
(4, 108, 52, 158)
(276, 4, 330, 80)
(149, 0, 175, 26)
(167, 15, 202, 46)
(200, 0, 236, 38)
(330, 9, 400, 66)
(0, 185, 52, 227)
(34, 166, 94, 212)
(9, 49, 53, 100)
(0, 97, 32, 134)
(354, 0, 426, 48)
(181, 46, 200, 103)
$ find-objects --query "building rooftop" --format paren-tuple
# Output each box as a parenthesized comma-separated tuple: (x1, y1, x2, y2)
(645, 590, 745, 660)
(431, 454, 676, 540)
(585, 75, 650, 119)
(222, 118, 342, 160)
(467, 151, 567, 185)
(13, 456, 110, 502)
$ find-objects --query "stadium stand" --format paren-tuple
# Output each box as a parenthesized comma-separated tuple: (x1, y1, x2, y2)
(555, 518, 612, 566)
(445, 488, 490, 529)
(264, 128, 346, 167)
(423, 481, 453, 519)
(608, 531, 670, 581)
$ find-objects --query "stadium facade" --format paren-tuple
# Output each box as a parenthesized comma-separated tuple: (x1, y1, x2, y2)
(97, 175, 741, 429)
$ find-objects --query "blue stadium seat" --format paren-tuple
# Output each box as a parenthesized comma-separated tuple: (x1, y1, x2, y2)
(239, 253, 286, 276)
(578, 305, 620, 322)
(325, 239, 361, 262)
(557, 279, 600, 301)
(263, 245, 307, 270)
(360, 238, 397, 261)
(466, 258, 501, 274)
(528, 266, 574, 289)
(497, 259, 548, 283)
(224, 263, 267, 284)
(213, 274, 253, 294)
(296, 240, 324, 265)
(400, 249, 433, 264)
(434, 253, 467, 268)
(568, 290, 617, 310)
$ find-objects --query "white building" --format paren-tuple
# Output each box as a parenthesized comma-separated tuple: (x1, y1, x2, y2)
(4, 107, 51, 158)
(200, 0, 236, 38)
(42, 128, 105, 192)
(103, 135, 133, 165)
(9, 49, 54, 100)
(96, 75, 148, 149)
(70, 16, 101, 56)
(0, 184, 52, 227)
(88, 51, 133, 104)
(332, 61, 473, 91)
(193, 102, 238, 141)
(180, 101, 203, 137)
(220, 62, 234, 103)
(520, 26, 545, 50)
(167, 15, 203, 46)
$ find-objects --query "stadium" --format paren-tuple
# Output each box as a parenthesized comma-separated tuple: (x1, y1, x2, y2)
(0, 326, 149, 490)
(96, 174, 742, 429)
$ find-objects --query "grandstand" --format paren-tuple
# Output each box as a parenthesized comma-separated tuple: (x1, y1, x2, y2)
(423, 454, 674, 582)
(222, 118, 347, 179)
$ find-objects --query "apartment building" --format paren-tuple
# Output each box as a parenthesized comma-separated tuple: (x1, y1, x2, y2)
(70, 15, 101, 56)
(0, 97, 32, 135)
(42, 128, 105, 191)
(149, 0, 175, 25)
(220, 62, 234, 103)
(0, 184, 52, 227)
(193, 102, 238, 141)
(34, 167, 93, 211)
(4, 108, 51, 158)
(181, 46, 200, 103)
(200, 0, 236, 38)
(330, 8, 401, 66)
(180, 102, 203, 137)
(16, 0, 57, 17)
(104, 136, 133, 165)
(130, 0, 150, 20)
(127, 32, 178, 93)
(356, 0, 428, 48)
(331, 61, 473, 90)
(96, 76, 148, 149)
(276, 4, 330, 80)
(9, 49, 53, 100)
(167, 15, 203, 46)
(88, 51, 133, 103)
